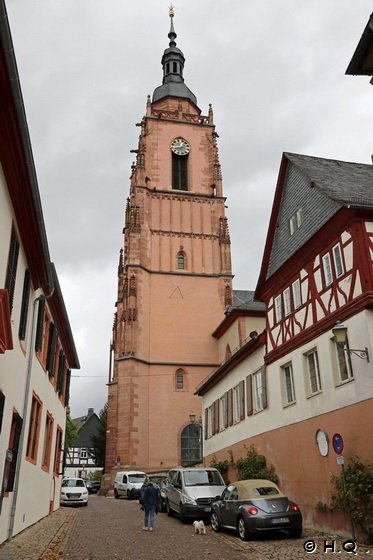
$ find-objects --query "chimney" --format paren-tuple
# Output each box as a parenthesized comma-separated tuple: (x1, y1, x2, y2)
(87, 408, 94, 417)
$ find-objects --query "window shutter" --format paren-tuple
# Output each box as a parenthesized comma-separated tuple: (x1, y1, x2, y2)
(46, 323, 58, 376)
(7, 414, 23, 492)
(214, 400, 219, 433)
(5, 229, 19, 314)
(246, 375, 253, 416)
(35, 298, 45, 352)
(18, 269, 31, 340)
(64, 370, 71, 407)
(262, 366, 268, 409)
(204, 408, 208, 440)
(239, 380, 245, 420)
(57, 351, 66, 394)
(224, 392, 229, 429)
(0, 391, 5, 433)
(228, 389, 233, 426)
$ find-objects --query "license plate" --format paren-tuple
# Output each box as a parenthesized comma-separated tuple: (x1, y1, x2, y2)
(204, 507, 211, 512)
(272, 517, 289, 524)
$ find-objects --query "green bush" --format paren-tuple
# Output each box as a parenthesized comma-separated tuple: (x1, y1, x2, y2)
(330, 456, 373, 544)
(209, 456, 230, 484)
(235, 446, 278, 483)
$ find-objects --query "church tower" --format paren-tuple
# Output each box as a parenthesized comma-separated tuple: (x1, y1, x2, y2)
(106, 8, 232, 475)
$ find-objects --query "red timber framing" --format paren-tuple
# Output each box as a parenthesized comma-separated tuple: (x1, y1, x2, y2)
(259, 211, 373, 365)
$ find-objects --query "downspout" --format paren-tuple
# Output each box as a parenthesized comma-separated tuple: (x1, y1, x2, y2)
(7, 290, 44, 542)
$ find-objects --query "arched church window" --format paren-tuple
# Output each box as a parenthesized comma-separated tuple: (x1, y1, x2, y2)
(172, 153, 188, 191)
(176, 369, 184, 390)
(173, 61, 177, 73)
(177, 251, 186, 270)
(181, 422, 202, 466)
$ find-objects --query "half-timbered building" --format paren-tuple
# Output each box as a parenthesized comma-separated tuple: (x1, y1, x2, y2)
(197, 152, 373, 536)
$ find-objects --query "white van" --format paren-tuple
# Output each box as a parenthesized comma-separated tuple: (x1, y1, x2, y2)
(114, 470, 147, 500)
(165, 467, 226, 522)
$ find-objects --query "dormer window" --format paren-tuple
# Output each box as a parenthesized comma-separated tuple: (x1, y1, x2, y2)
(289, 209, 302, 236)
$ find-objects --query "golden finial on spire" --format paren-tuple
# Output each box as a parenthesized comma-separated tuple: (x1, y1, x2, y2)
(169, 4, 175, 18)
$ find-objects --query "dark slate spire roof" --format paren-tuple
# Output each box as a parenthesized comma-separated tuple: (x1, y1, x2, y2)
(152, 7, 197, 106)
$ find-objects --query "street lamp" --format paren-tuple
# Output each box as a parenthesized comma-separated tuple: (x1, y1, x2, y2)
(189, 411, 196, 424)
(332, 322, 369, 362)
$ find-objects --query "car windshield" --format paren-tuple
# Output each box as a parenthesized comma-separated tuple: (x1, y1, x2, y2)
(252, 486, 279, 496)
(183, 470, 223, 487)
(62, 479, 85, 488)
(128, 474, 146, 483)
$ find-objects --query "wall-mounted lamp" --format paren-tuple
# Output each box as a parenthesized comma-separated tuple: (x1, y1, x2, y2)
(189, 411, 196, 424)
(332, 322, 369, 362)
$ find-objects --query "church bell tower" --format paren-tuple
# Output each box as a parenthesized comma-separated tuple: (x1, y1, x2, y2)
(106, 7, 232, 475)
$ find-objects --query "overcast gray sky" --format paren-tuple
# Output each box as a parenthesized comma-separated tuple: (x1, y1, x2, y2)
(6, 1, 373, 418)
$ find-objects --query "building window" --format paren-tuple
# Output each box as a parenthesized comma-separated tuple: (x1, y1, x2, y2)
(53, 426, 63, 474)
(306, 349, 322, 394)
(289, 216, 296, 236)
(322, 253, 332, 287)
(292, 279, 301, 310)
(46, 322, 58, 377)
(332, 243, 344, 278)
(282, 363, 296, 405)
(283, 287, 291, 316)
(80, 448, 88, 460)
(5, 227, 20, 313)
(172, 153, 188, 190)
(177, 251, 186, 269)
(42, 412, 54, 471)
(289, 209, 302, 235)
(274, 295, 282, 323)
(35, 298, 46, 353)
(5, 412, 23, 492)
(219, 396, 226, 431)
(181, 423, 202, 466)
(336, 338, 354, 382)
(253, 369, 267, 412)
(207, 405, 214, 438)
(233, 381, 245, 423)
(26, 393, 42, 463)
(19, 269, 31, 340)
(176, 369, 184, 390)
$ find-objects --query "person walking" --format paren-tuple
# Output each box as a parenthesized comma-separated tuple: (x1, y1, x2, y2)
(142, 480, 159, 531)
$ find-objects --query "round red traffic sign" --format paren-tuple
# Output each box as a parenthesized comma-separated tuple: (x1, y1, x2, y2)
(332, 433, 344, 455)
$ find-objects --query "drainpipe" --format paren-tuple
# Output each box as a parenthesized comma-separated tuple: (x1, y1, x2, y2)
(7, 290, 44, 542)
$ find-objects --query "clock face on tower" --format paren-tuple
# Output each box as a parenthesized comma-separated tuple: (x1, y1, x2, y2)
(170, 138, 190, 156)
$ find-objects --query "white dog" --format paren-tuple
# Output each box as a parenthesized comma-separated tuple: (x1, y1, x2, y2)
(193, 520, 206, 535)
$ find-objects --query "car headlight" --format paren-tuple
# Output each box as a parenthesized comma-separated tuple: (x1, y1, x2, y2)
(182, 494, 197, 505)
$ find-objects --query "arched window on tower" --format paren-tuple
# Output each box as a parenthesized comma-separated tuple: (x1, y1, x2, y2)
(177, 251, 186, 270)
(172, 153, 188, 191)
(181, 421, 202, 466)
(176, 369, 184, 390)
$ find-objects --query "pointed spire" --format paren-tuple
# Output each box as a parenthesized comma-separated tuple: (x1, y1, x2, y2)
(152, 6, 198, 106)
(168, 4, 177, 47)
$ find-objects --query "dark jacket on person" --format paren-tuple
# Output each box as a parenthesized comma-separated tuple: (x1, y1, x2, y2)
(142, 483, 159, 511)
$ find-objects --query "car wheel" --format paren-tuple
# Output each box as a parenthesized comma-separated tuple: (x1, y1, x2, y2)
(114, 489, 119, 499)
(289, 527, 302, 538)
(211, 511, 220, 532)
(237, 516, 250, 541)
(166, 500, 174, 516)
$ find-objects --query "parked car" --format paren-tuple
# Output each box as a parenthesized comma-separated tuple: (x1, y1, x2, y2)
(210, 479, 302, 541)
(114, 470, 147, 499)
(165, 467, 226, 522)
(60, 478, 89, 507)
(86, 480, 101, 494)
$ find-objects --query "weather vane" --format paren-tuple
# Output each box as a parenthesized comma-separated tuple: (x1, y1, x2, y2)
(169, 4, 175, 18)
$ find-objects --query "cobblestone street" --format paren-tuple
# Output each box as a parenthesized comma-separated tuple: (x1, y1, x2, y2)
(0, 496, 370, 560)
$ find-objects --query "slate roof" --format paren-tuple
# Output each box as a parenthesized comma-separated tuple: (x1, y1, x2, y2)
(285, 152, 373, 207)
(256, 152, 373, 293)
(230, 290, 265, 313)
